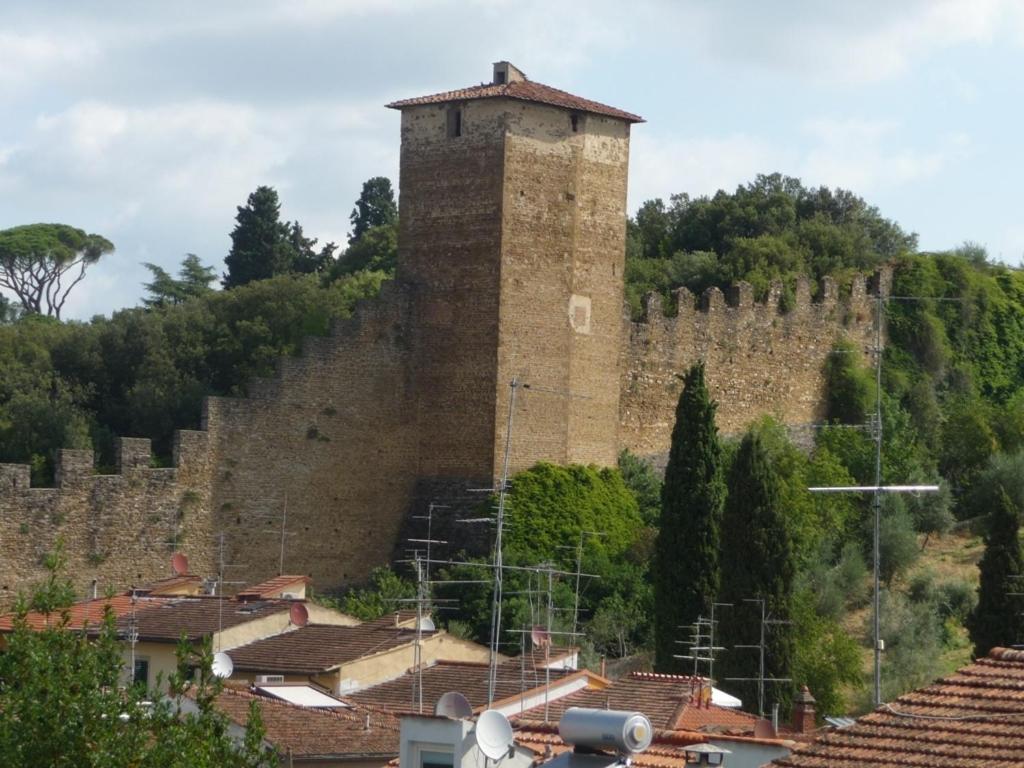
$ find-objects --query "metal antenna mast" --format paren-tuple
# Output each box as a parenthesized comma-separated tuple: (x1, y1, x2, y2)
(725, 598, 792, 719)
(487, 377, 519, 705)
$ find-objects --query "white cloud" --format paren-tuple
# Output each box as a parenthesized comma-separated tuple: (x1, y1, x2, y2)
(7, 96, 396, 317)
(0, 31, 99, 92)
(663, 0, 1019, 83)
(629, 132, 796, 208)
(630, 118, 972, 211)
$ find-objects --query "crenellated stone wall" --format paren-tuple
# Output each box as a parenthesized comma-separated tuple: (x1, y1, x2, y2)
(0, 432, 215, 602)
(619, 269, 889, 464)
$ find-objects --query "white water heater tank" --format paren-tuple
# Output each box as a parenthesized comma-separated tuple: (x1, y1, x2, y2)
(558, 708, 653, 754)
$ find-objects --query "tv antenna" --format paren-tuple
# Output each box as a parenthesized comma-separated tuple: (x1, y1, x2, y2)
(808, 285, 956, 706)
(724, 598, 792, 718)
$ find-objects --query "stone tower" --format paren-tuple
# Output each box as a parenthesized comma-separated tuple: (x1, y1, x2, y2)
(388, 62, 643, 486)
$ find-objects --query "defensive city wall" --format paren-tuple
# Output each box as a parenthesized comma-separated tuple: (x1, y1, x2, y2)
(0, 270, 884, 602)
(0, 62, 886, 601)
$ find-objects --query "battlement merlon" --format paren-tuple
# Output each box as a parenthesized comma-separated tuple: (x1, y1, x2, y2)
(0, 429, 210, 492)
(635, 266, 891, 325)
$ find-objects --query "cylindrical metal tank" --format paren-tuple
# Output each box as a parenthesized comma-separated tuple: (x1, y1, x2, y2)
(558, 708, 653, 754)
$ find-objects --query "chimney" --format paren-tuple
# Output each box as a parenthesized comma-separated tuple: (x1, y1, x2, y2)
(492, 61, 527, 85)
(791, 685, 817, 734)
(600, 657, 607, 678)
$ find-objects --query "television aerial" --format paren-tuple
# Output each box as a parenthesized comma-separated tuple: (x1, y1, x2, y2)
(435, 691, 473, 720)
(475, 709, 514, 760)
(170, 552, 189, 576)
(212, 651, 234, 679)
(289, 602, 309, 628)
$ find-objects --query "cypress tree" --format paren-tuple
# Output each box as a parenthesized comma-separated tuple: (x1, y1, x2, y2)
(223, 186, 296, 288)
(968, 486, 1024, 658)
(654, 362, 724, 672)
(717, 431, 795, 715)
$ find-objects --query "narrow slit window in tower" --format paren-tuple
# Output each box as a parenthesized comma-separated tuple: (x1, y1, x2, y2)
(447, 107, 462, 138)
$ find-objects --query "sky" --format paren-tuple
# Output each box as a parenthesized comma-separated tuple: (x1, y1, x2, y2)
(2, 0, 1023, 319)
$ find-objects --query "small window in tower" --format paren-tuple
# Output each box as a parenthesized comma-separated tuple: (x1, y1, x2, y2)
(570, 114, 579, 133)
(494, 69, 507, 84)
(447, 107, 462, 138)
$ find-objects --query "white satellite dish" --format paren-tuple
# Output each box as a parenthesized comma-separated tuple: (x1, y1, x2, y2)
(212, 651, 234, 679)
(435, 691, 473, 719)
(418, 616, 436, 632)
(476, 709, 514, 761)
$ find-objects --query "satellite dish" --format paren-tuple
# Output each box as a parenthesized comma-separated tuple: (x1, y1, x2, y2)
(418, 616, 436, 632)
(435, 691, 473, 720)
(476, 709, 514, 760)
(531, 625, 550, 649)
(290, 602, 309, 627)
(170, 552, 189, 576)
(212, 651, 234, 679)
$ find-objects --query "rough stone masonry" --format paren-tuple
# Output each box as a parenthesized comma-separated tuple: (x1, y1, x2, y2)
(0, 62, 881, 601)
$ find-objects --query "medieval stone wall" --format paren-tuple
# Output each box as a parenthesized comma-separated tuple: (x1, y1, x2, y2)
(0, 432, 215, 602)
(204, 282, 420, 591)
(618, 271, 886, 464)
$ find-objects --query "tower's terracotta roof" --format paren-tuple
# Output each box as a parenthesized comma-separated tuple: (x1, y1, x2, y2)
(387, 78, 644, 123)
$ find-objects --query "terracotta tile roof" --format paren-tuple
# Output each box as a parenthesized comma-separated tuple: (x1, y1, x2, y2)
(387, 78, 643, 123)
(515, 671, 758, 734)
(0, 593, 292, 642)
(122, 597, 290, 642)
(346, 658, 581, 714)
(772, 647, 1024, 768)
(0, 595, 179, 633)
(236, 575, 310, 601)
(211, 684, 400, 760)
(228, 623, 427, 674)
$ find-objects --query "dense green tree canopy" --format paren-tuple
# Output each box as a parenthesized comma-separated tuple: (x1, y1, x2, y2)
(0, 549, 272, 766)
(654, 362, 724, 672)
(0, 223, 114, 319)
(349, 177, 397, 244)
(223, 186, 297, 288)
(968, 487, 1024, 657)
(624, 174, 916, 316)
(143, 254, 217, 308)
(718, 430, 796, 715)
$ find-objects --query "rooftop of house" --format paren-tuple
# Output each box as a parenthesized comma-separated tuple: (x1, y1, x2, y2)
(123, 596, 292, 642)
(236, 574, 311, 601)
(0, 593, 175, 633)
(772, 647, 1024, 767)
(345, 657, 593, 714)
(209, 683, 400, 760)
(386, 61, 643, 123)
(515, 671, 760, 735)
(227, 622, 430, 674)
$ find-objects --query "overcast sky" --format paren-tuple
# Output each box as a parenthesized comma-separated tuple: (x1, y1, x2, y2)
(2, 0, 1022, 319)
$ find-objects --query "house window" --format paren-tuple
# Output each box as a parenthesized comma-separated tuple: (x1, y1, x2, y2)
(133, 658, 150, 689)
(419, 750, 454, 768)
(570, 114, 579, 132)
(447, 108, 462, 138)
